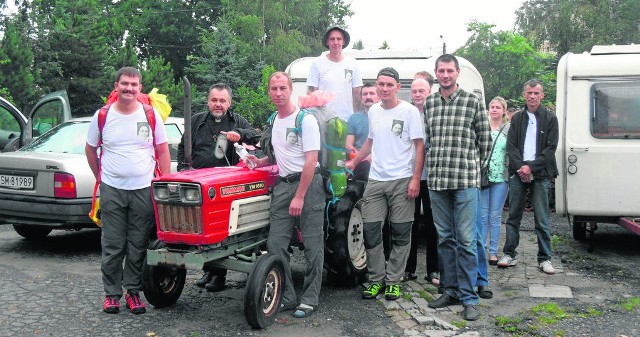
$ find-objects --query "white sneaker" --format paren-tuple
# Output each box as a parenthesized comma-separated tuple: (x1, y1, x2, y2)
(539, 260, 556, 275)
(497, 255, 517, 267)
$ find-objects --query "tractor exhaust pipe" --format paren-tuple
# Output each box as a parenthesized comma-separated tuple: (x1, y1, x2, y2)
(182, 76, 193, 170)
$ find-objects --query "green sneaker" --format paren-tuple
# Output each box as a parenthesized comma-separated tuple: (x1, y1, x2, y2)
(362, 283, 383, 299)
(384, 284, 400, 300)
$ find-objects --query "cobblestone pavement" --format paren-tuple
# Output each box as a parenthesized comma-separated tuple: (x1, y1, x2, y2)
(370, 211, 640, 337)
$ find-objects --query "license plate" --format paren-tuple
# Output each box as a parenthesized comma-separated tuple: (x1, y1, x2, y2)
(0, 174, 34, 189)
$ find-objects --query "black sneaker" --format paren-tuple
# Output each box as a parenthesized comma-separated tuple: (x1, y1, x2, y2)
(463, 304, 480, 321)
(401, 272, 417, 282)
(428, 293, 460, 308)
(205, 275, 226, 292)
(195, 271, 213, 288)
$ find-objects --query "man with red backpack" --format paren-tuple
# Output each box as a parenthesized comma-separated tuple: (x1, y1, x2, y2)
(85, 67, 171, 315)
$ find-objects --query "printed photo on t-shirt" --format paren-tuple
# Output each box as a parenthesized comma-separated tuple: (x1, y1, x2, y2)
(137, 122, 151, 142)
(345, 69, 353, 83)
(391, 120, 404, 136)
(286, 128, 299, 145)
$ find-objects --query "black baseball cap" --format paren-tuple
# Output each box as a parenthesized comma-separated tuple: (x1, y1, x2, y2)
(377, 67, 400, 82)
(323, 26, 350, 49)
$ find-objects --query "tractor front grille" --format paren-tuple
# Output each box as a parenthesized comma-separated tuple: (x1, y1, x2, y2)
(156, 204, 203, 234)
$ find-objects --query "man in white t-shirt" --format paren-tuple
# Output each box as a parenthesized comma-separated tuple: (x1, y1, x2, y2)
(85, 67, 170, 315)
(346, 67, 424, 302)
(249, 71, 325, 319)
(307, 26, 363, 122)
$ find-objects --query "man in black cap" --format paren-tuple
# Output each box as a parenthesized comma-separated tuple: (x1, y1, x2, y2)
(346, 67, 424, 302)
(307, 26, 362, 122)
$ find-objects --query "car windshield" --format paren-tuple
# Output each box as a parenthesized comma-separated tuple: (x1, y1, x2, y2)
(21, 121, 89, 155)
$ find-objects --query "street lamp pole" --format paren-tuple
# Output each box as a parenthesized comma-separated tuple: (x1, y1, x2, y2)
(440, 35, 446, 55)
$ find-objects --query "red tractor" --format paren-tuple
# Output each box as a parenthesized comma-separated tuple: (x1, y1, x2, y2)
(142, 80, 367, 328)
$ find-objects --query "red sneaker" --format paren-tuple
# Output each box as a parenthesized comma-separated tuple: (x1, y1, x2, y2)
(125, 292, 146, 314)
(103, 296, 120, 314)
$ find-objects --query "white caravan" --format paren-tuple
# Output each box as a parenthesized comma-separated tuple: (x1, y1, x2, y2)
(555, 44, 640, 243)
(285, 50, 485, 106)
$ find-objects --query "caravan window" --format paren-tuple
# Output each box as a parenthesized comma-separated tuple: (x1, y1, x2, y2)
(592, 82, 640, 139)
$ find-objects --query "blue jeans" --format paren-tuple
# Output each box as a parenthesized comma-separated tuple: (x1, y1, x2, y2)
(429, 188, 479, 305)
(503, 176, 553, 263)
(474, 189, 488, 287)
(481, 182, 509, 256)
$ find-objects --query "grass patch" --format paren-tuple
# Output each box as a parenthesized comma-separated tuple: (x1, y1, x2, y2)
(417, 289, 433, 301)
(402, 293, 412, 300)
(621, 297, 640, 311)
(531, 303, 567, 325)
(495, 315, 523, 332)
(551, 235, 560, 249)
(451, 320, 467, 329)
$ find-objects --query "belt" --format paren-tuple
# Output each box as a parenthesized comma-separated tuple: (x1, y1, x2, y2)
(278, 167, 320, 184)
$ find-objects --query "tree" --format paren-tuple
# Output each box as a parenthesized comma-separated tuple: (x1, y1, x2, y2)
(352, 39, 364, 50)
(379, 41, 390, 50)
(0, 19, 35, 111)
(516, 0, 640, 56)
(456, 21, 556, 107)
(233, 65, 276, 128)
(186, 21, 257, 113)
(141, 56, 184, 113)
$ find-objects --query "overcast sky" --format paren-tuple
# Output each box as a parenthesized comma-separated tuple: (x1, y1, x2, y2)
(345, 0, 525, 53)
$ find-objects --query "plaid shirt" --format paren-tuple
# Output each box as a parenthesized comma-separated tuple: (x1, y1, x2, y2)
(425, 87, 491, 190)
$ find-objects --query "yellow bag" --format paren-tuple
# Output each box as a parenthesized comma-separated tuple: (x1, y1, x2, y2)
(148, 88, 172, 122)
(89, 197, 101, 227)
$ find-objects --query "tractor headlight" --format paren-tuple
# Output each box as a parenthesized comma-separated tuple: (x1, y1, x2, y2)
(154, 186, 169, 201)
(182, 186, 201, 203)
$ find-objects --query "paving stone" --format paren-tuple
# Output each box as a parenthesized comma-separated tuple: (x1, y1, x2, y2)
(528, 284, 574, 298)
(396, 318, 419, 330)
(421, 330, 456, 337)
(412, 297, 430, 310)
(382, 299, 402, 310)
(414, 315, 435, 325)
(404, 328, 421, 336)
(432, 316, 459, 330)
(399, 298, 416, 310)
(455, 331, 480, 337)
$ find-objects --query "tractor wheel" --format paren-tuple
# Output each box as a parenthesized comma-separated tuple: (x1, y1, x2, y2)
(13, 225, 52, 239)
(325, 194, 368, 287)
(142, 240, 186, 308)
(244, 253, 285, 329)
(572, 220, 587, 241)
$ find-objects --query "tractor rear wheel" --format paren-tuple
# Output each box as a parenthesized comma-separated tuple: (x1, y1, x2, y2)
(324, 190, 367, 287)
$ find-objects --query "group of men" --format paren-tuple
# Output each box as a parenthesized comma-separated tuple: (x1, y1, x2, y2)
(86, 25, 558, 323)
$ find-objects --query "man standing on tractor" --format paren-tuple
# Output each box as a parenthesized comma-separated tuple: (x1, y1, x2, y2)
(177, 83, 259, 292)
(346, 67, 425, 301)
(247, 71, 325, 319)
(86, 66, 171, 314)
(307, 26, 363, 122)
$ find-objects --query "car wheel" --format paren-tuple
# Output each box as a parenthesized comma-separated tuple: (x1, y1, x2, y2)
(142, 240, 186, 308)
(13, 225, 52, 239)
(244, 253, 285, 329)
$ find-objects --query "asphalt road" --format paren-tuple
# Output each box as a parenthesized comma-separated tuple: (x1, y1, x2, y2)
(0, 226, 396, 337)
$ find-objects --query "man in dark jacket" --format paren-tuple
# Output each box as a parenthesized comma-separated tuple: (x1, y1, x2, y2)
(497, 79, 559, 275)
(176, 83, 259, 291)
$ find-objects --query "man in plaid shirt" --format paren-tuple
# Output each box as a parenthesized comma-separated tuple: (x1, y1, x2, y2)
(424, 54, 491, 321)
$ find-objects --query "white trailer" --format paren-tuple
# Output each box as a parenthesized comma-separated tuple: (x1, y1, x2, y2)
(285, 50, 485, 105)
(555, 44, 640, 245)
